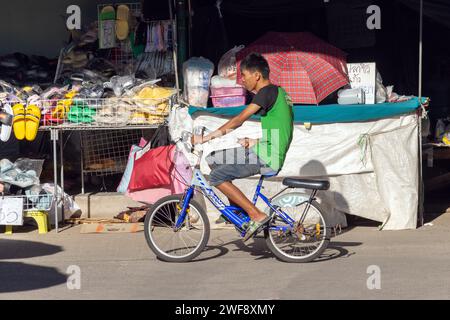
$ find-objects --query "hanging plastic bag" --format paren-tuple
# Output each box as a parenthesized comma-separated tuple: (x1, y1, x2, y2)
(218, 45, 245, 80)
(375, 71, 387, 104)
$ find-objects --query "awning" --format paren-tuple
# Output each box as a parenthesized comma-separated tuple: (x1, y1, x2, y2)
(189, 97, 427, 124)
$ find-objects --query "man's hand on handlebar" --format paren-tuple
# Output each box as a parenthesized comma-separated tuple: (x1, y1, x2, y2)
(238, 138, 258, 149)
(191, 134, 204, 146)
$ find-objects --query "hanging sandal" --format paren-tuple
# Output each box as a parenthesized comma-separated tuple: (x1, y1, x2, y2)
(25, 104, 41, 142)
(99, 6, 116, 49)
(116, 5, 130, 41)
(12, 103, 26, 140)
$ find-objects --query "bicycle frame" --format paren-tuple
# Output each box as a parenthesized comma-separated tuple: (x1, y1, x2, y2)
(175, 169, 298, 237)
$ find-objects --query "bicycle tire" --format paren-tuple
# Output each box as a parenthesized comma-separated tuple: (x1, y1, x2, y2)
(144, 195, 210, 263)
(264, 198, 330, 263)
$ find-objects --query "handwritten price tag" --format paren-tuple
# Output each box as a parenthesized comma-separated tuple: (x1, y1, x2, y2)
(347, 62, 376, 104)
(0, 197, 24, 226)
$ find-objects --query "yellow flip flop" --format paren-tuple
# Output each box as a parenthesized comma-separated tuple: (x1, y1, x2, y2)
(25, 105, 41, 142)
(116, 5, 130, 41)
(12, 103, 26, 140)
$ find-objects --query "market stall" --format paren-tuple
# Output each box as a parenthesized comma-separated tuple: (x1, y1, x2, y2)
(167, 98, 426, 231)
(0, 1, 179, 233)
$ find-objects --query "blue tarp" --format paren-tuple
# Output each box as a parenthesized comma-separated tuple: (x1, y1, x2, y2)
(189, 97, 427, 124)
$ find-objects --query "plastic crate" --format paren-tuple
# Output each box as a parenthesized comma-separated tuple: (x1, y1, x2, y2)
(211, 95, 246, 108)
(210, 86, 246, 97)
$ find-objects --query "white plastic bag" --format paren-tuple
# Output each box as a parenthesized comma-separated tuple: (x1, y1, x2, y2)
(375, 71, 388, 103)
(337, 88, 365, 104)
(211, 75, 237, 88)
(218, 45, 244, 80)
(183, 57, 215, 107)
(42, 183, 81, 224)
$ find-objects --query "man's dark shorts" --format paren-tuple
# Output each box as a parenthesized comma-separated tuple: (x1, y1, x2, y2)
(206, 147, 277, 187)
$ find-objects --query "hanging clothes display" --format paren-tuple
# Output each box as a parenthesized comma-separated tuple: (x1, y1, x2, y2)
(140, 21, 173, 53)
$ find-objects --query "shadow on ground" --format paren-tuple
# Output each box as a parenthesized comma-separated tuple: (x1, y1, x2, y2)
(188, 234, 362, 263)
(0, 239, 63, 260)
(0, 262, 67, 294)
(0, 239, 66, 294)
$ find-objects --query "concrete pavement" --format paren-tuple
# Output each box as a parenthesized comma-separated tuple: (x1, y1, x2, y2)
(1, 213, 450, 300)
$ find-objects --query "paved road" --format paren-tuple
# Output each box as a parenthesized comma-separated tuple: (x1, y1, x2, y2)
(1, 213, 450, 300)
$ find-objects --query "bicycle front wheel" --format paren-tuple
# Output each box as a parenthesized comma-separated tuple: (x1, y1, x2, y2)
(144, 195, 210, 263)
(265, 196, 330, 263)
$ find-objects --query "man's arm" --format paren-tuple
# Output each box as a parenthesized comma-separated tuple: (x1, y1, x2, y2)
(192, 104, 261, 144)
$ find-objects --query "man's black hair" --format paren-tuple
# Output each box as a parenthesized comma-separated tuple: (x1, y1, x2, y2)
(240, 53, 270, 79)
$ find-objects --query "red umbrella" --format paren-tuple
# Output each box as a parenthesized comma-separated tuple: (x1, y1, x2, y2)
(237, 32, 349, 105)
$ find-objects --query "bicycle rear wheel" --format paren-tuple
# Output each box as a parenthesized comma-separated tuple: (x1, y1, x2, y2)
(144, 195, 210, 262)
(265, 196, 330, 263)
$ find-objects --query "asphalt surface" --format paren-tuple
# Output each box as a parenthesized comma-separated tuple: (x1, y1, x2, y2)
(1, 212, 450, 300)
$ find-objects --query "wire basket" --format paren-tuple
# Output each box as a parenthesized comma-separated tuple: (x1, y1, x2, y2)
(1, 194, 54, 213)
(81, 129, 146, 176)
(39, 96, 173, 129)
(98, 2, 142, 75)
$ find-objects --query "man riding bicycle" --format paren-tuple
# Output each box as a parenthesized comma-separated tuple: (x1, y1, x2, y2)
(192, 53, 294, 242)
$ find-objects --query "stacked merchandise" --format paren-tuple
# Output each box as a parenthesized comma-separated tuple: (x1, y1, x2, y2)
(210, 77, 246, 108)
(210, 46, 247, 108)
(38, 80, 177, 128)
(183, 47, 247, 108)
(0, 77, 176, 143)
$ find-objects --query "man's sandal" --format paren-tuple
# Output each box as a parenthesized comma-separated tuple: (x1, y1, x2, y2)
(243, 215, 272, 242)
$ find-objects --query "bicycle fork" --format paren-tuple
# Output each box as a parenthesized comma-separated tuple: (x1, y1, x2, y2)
(174, 187, 195, 230)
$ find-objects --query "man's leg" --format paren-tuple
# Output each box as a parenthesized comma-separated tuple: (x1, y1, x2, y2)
(216, 181, 267, 222)
(207, 147, 267, 222)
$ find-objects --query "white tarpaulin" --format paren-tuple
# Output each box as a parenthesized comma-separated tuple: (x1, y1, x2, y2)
(169, 106, 419, 230)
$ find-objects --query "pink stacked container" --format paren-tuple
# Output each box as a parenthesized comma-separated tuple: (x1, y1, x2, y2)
(210, 86, 247, 107)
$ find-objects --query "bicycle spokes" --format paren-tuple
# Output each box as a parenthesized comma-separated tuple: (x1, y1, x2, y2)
(268, 202, 327, 260)
(148, 199, 206, 259)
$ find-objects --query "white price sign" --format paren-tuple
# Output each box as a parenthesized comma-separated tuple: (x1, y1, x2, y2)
(347, 62, 377, 104)
(0, 197, 24, 226)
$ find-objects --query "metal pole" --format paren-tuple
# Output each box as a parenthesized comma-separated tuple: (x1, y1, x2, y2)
(80, 132, 85, 195)
(418, 0, 423, 100)
(176, 0, 188, 90)
(418, 0, 424, 227)
(60, 130, 65, 226)
(188, 0, 192, 57)
(169, 0, 180, 95)
(51, 129, 59, 233)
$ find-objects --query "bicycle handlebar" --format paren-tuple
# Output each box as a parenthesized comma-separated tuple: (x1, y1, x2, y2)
(179, 126, 207, 168)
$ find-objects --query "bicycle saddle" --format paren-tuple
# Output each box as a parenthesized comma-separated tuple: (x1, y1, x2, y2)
(283, 178, 330, 190)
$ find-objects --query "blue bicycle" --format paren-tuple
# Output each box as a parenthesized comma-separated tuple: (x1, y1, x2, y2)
(144, 130, 331, 263)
